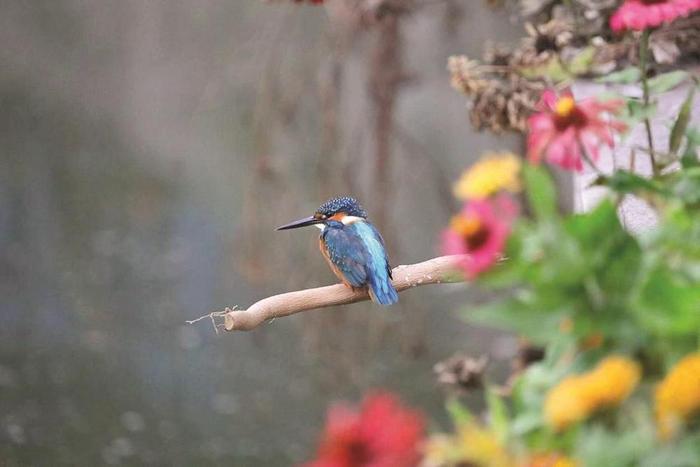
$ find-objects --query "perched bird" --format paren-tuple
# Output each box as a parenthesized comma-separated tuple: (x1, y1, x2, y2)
(277, 196, 399, 305)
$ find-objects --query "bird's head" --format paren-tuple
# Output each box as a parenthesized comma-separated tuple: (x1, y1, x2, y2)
(277, 196, 367, 231)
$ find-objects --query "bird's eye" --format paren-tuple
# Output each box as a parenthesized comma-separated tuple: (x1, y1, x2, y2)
(321, 214, 328, 220)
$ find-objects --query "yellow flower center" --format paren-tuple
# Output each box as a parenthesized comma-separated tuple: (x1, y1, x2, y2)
(451, 215, 481, 237)
(554, 96, 576, 117)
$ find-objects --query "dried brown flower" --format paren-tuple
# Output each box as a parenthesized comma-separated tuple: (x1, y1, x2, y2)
(470, 77, 543, 133)
(448, 55, 489, 95)
(452, 1, 699, 135)
(434, 353, 489, 392)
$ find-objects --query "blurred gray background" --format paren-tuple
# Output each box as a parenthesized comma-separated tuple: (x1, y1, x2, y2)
(0, 1, 522, 465)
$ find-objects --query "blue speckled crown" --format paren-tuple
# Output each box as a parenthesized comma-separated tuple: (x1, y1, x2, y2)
(317, 196, 367, 218)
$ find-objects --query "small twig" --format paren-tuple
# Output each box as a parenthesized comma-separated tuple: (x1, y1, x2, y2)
(186, 308, 233, 335)
(638, 30, 659, 176)
(579, 141, 604, 176)
(205, 255, 467, 333)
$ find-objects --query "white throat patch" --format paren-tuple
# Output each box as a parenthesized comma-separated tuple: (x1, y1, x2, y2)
(341, 216, 364, 225)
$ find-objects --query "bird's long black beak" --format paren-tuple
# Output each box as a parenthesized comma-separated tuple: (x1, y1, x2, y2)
(276, 215, 321, 231)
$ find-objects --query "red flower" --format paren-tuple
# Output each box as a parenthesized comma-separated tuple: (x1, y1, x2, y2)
(610, 0, 700, 32)
(304, 393, 425, 467)
(441, 194, 518, 278)
(527, 89, 626, 172)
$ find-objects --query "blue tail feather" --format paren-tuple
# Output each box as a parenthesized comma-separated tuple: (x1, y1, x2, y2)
(369, 275, 399, 306)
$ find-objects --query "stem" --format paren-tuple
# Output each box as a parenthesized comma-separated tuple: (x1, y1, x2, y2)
(579, 141, 604, 176)
(639, 30, 658, 176)
(584, 276, 605, 311)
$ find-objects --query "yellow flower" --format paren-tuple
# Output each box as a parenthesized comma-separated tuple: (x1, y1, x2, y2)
(655, 352, 700, 440)
(586, 356, 641, 406)
(525, 453, 579, 467)
(422, 434, 458, 467)
(422, 422, 516, 467)
(544, 356, 640, 431)
(457, 424, 514, 467)
(544, 375, 596, 432)
(454, 152, 522, 200)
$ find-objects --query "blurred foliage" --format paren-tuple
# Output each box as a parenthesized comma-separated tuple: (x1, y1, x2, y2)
(427, 5, 700, 461)
(472, 165, 700, 359)
(434, 159, 700, 465)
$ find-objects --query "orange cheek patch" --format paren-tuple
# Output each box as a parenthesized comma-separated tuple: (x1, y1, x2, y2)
(329, 212, 347, 221)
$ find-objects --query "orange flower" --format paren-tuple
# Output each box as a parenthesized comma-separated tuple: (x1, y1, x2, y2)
(526, 453, 578, 467)
(545, 356, 640, 431)
(655, 353, 700, 440)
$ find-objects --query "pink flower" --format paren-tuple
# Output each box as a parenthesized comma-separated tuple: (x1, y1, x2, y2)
(610, 0, 700, 32)
(441, 194, 518, 278)
(304, 393, 425, 467)
(527, 89, 627, 172)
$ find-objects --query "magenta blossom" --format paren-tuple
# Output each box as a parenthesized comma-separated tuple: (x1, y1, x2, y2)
(610, 0, 700, 32)
(527, 89, 627, 172)
(441, 194, 518, 278)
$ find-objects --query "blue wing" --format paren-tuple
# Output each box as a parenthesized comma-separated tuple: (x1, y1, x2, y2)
(357, 222, 393, 280)
(321, 227, 369, 288)
(351, 222, 398, 305)
(321, 221, 398, 305)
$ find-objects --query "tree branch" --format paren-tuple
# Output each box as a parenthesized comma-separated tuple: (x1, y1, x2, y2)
(212, 255, 466, 332)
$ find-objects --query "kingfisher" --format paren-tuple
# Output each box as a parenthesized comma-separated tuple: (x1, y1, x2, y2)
(277, 196, 399, 306)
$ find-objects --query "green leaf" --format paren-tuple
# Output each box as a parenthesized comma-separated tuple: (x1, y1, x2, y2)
(520, 58, 570, 83)
(647, 70, 689, 94)
(486, 389, 509, 442)
(625, 98, 657, 122)
(671, 167, 700, 205)
(523, 164, 557, 220)
(669, 88, 695, 156)
(465, 297, 564, 344)
(568, 47, 596, 75)
(594, 91, 627, 103)
(445, 397, 473, 427)
(510, 412, 543, 436)
(577, 425, 651, 467)
(564, 199, 621, 242)
(595, 67, 640, 84)
(635, 265, 700, 337)
(598, 170, 667, 196)
(641, 439, 700, 467)
(681, 127, 700, 168)
(519, 47, 595, 83)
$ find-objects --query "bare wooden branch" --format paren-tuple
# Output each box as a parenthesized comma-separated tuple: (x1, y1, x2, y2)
(215, 255, 466, 332)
